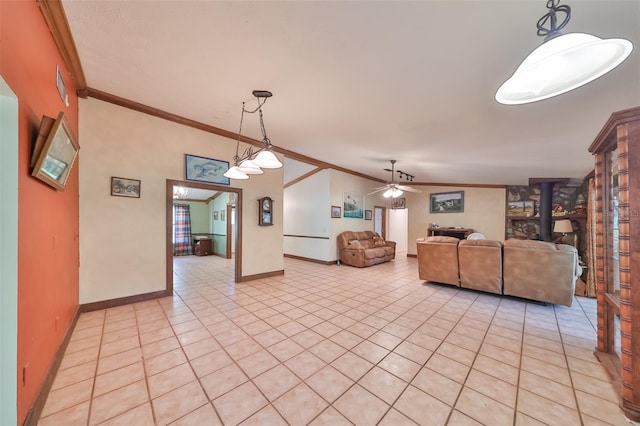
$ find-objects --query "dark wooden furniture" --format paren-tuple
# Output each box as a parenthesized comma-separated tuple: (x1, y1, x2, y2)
(427, 227, 474, 239)
(192, 238, 212, 256)
(589, 106, 640, 421)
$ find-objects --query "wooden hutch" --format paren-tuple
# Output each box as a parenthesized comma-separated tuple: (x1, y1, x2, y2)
(589, 106, 640, 421)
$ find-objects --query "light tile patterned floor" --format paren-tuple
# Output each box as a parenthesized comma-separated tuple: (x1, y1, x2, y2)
(39, 254, 626, 425)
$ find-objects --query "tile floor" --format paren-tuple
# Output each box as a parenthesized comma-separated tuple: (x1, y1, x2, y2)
(39, 254, 626, 425)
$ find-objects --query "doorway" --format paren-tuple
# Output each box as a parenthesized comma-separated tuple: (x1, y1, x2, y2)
(387, 208, 409, 253)
(374, 206, 386, 239)
(166, 180, 243, 292)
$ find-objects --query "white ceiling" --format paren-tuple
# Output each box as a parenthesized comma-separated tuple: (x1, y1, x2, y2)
(62, 0, 640, 185)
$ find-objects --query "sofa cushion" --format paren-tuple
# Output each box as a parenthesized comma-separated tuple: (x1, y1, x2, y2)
(425, 236, 460, 244)
(459, 239, 502, 249)
(364, 247, 387, 259)
(503, 239, 556, 251)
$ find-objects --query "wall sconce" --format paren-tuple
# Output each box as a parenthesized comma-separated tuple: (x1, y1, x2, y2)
(224, 90, 283, 180)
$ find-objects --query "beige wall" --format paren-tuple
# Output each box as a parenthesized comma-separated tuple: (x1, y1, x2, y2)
(407, 186, 506, 255)
(79, 98, 283, 304)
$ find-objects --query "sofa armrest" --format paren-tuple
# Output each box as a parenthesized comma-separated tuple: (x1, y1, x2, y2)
(385, 240, 396, 249)
(340, 246, 366, 267)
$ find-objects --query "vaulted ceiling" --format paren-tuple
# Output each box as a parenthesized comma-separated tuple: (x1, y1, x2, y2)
(61, 0, 640, 185)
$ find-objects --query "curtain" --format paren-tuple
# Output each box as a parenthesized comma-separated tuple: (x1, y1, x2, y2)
(586, 177, 597, 297)
(173, 203, 193, 256)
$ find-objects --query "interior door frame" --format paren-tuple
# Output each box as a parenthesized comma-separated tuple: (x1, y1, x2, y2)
(374, 205, 387, 239)
(225, 204, 233, 259)
(166, 179, 243, 289)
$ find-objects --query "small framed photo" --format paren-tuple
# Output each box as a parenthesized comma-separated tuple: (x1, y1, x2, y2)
(365, 210, 372, 220)
(111, 177, 141, 198)
(331, 205, 341, 218)
(392, 197, 406, 209)
(213, 211, 219, 220)
(185, 154, 230, 185)
(220, 210, 225, 221)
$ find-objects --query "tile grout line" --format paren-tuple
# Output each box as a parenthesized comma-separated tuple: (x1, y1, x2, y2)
(553, 303, 585, 426)
(85, 309, 106, 426)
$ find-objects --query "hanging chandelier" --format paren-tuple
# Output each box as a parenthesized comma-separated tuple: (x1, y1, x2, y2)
(495, 0, 633, 105)
(223, 90, 283, 180)
(173, 186, 188, 199)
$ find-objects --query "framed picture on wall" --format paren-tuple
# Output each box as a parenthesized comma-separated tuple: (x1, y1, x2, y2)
(430, 191, 464, 213)
(391, 198, 406, 209)
(220, 210, 225, 221)
(365, 210, 372, 220)
(213, 211, 219, 220)
(111, 177, 141, 198)
(184, 154, 230, 185)
(331, 206, 341, 218)
(343, 192, 364, 219)
(31, 112, 79, 191)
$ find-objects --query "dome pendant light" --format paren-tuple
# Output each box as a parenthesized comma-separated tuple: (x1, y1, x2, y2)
(496, 0, 633, 105)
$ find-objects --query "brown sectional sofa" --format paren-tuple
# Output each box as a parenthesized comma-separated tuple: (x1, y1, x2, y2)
(416, 236, 581, 306)
(337, 231, 396, 267)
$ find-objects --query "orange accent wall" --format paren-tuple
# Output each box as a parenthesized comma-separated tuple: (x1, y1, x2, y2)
(1, 1, 80, 423)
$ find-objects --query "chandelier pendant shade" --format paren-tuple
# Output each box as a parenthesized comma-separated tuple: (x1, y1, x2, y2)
(173, 186, 189, 199)
(237, 159, 264, 175)
(223, 90, 282, 180)
(496, 0, 633, 105)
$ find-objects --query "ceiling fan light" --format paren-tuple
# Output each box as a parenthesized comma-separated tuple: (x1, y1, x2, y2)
(237, 159, 264, 175)
(496, 33, 633, 105)
(223, 166, 249, 180)
(383, 188, 403, 198)
(253, 150, 282, 169)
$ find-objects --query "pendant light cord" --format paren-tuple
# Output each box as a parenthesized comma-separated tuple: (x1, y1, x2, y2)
(537, 0, 571, 40)
(232, 96, 270, 164)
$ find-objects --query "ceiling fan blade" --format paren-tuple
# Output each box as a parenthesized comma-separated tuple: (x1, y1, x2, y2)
(397, 185, 421, 193)
(367, 187, 387, 195)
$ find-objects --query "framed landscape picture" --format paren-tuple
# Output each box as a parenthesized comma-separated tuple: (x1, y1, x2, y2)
(111, 177, 141, 198)
(430, 191, 464, 213)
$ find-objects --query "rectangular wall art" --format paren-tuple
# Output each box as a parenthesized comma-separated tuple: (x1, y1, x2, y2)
(430, 191, 464, 213)
(185, 154, 230, 185)
(343, 191, 364, 219)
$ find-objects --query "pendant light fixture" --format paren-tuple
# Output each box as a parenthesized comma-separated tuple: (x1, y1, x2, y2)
(223, 90, 283, 180)
(496, 0, 633, 105)
(173, 186, 189, 199)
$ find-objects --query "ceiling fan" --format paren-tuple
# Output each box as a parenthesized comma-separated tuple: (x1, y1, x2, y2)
(368, 160, 421, 198)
